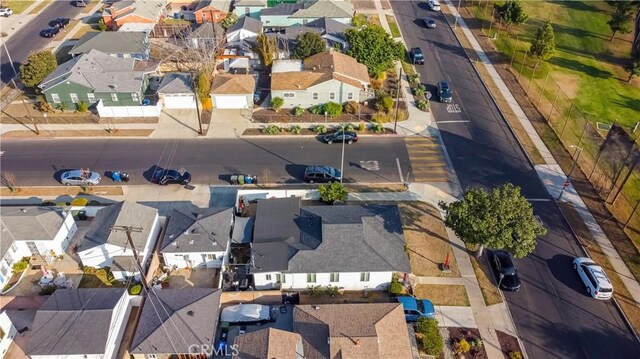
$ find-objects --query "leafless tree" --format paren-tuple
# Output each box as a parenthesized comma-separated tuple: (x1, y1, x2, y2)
(1, 172, 19, 192)
(152, 24, 225, 73)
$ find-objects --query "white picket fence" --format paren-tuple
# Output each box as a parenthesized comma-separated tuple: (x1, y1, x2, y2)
(96, 100, 161, 118)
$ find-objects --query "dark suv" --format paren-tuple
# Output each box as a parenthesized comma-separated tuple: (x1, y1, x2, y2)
(437, 81, 453, 103)
(410, 47, 425, 65)
(303, 166, 341, 183)
(49, 17, 70, 29)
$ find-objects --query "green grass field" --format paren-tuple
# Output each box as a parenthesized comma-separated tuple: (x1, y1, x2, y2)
(479, 1, 640, 127)
(4, 0, 34, 14)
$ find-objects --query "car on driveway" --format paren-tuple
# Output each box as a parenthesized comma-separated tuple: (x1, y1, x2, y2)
(427, 0, 441, 11)
(151, 168, 191, 185)
(0, 7, 13, 17)
(573, 257, 613, 300)
(322, 131, 358, 144)
(424, 17, 436, 28)
(303, 165, 341, 183)
(489, 250, 521, 291)
(409, 47, 425, 65)
(40, 27, 61, 38)
(49, 18, 71, 29)
(61, 170, 102, 186)
(396, 296, 435, 322)
(437, 80, 453, 103)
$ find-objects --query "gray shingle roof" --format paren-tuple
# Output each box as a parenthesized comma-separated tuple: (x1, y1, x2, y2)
(0, 207, 67, 258)
(40, 49, 153, 93)
(233, 327, 304, 359)
(305, 17, 353, 39)
(131, 288, 221, 354)
(234, 0, 266, 6)
(107, 0, 166, 22)
(79, 201, 157, 252)
(160, 207, 233, 253)
(260, 2, 303, 16)
(28, 288, 126, 356)
(157, 72, 193, 94)
(291, 0, 354, 19)
(69, 31, 149, 56)
(228, 15, 263, 34)
(188, 22, 225, 41)
(231, 215, 254, 244)
(251, 200, 410, 273)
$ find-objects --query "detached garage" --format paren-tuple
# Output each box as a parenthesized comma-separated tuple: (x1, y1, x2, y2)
(210, 74, 256, 109)
(158, 72, 196, 109)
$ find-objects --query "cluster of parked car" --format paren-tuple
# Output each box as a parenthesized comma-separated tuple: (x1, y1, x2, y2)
(40, 17, 70, 38)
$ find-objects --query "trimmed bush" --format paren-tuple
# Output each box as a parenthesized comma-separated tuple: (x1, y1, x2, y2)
(71, 198, 88, 207)
(292, 106, 304, 116)
(309, 104, 324, 114)
(313, 124, 328, 134)
(11, 257, 30, 273)
(318, 182, 348, 204)
(388, 281, 403, 295)
(323, 102, 343, 118)
(270, 97, 284, 112)
(344, 101, 359, 114)
(376, 96, 394, 114)
(371, 122, 384, 133)
(454, 338, 471, 355)
(416, 100, 429, 111)
(416, 318, 443, 356)
(289, 125, 301, 134)
(339, 123, 355, 132)
(129, 283, 142, 295)
(408, 73, 419, 84)
(262, 125, 281, 135)
(414, 87, 425, 97)
(358, 122, 366, 132)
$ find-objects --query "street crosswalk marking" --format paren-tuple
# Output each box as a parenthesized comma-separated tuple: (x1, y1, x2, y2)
(359, 160, 380, 171)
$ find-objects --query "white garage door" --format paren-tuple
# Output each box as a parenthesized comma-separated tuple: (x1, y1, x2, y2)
(214, 95, 248, 109)
(164, 94, 196, 109)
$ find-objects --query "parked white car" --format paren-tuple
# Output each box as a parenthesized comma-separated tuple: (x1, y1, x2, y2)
(427, 0, 441, 11)
(60, 169, 102, 186)
(573, 257, 613, 300)
(0, 7, 13, 17)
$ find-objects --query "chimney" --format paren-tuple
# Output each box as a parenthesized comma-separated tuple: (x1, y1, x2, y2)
(355, 339, 361, 347)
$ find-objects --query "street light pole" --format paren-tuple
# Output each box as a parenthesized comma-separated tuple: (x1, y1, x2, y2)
(340, 130, 345, 183)
(557, 145, 583, 201)
(393, 65, 402, 134)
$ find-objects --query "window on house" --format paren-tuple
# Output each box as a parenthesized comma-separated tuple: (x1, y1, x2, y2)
(276, 274, 285, 283)
(312, 92, 319, 100)
(111, 93, 118, 102)
(51, 93, 61, 104)
(87, 93, 96, 102)
(131, 93, 139, 101)
(0, 266, 7, 277)
(70, 93, 79, 103)
(347, 92, 354, 100)
(329, 92, 335, 100)
(207, 254, 216, 260)
(265, 274, 272, 281)
(307, 273, 316, 283)
(329, 273, 340, 282)
(283, 92, 295, 98)
(360, 272, 370, 282)
(10, 242, 17, 253)
(4, 253, 13, 266)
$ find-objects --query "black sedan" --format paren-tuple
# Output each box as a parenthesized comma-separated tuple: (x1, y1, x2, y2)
(489, 250, 521, 291)
(49, 17, 71, 28)
(322, 131, 358, 144)
(151, 169, 192, 185)
(40, 27, 61, 38)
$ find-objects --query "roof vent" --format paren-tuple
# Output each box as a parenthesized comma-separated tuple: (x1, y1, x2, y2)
(20, 209, 27, 213)
(172, 241, 177, 246)
(189, 239, 194, 245)
(191, 228, 199, 234)
(187, 310, 194, 316)
(313, 305, 320, 310)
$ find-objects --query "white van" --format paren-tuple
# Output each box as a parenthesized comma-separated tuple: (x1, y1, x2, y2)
(428, 0, 441, 11)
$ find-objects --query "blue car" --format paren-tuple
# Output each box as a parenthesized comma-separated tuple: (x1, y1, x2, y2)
(396, 296, 435, 322)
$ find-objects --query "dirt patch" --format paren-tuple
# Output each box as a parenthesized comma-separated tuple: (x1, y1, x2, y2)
(448, 327, 488, 359)
(551, 72, 580, 100)
(413, 284, 470, 306)
(352, 0, 376, 11)
(0, 186, 123, 197)
(496, 330, 523, 359)
(469, 253, 503, 305)
(2, 129, 153, 138)
(399, 202, 460, 277)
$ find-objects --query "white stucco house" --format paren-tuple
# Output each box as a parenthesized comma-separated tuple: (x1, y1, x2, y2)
(0, 207, 77, 289)
(160, 206, 234, 269)
(77, 201, 161, 281)
(250, 197, 411, 291)
(27, 288, 131, 359)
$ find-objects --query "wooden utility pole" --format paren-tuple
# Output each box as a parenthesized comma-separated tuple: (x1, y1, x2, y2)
(109, 225, 149, 290)
(393, 65, 403, 134)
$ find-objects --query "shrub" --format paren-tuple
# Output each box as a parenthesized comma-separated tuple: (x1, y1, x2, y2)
(318, 182, 348, 204)
(339, 123, 355, 132)
(71, 197, 88, 206)
(313, 124, 327, 134)
(375, 71, 387, 81)
(323, 102, 343, 117)
(376, 96, 394, 114)
(11, 257, 30, 273)
(509, 351, 523, 359)
(416, 318, 443, 356)
(57, 102, 67, 112)
(309, 104, 324, 114)
(326, 285, 340, 296)
(76, 101, 88, 113)
(270, 97, 284, 112)
(36, 96, 55, 113)
(371, 122, 384, 133)
(414, 87, 425, 97)
(358, 122, 366, 132)
(262, 125, 281, 135)
(289, 125, 301, 134)
(370, 79, 383, 89)
(82, 265, 97, 274)
(388, 281, 403, 295)
(129, 283, 142, 295)
(40, 284, 57, 295)
(408, 73, 419, 84)
(344, 101, 359, 114)
(470, 339, 484, 348)
(292, 106, 304, 116)
(307, 285, 323, 295)
(416, 100, 429, 111)
(454, 338, 471, 355)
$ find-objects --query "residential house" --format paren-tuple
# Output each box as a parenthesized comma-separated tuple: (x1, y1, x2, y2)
(160, 206, 234, 269)
(187, 21, 225, 51)
(193, 0, 231, 23)
(130, 288, 222, 359)
(118, 22, 156, 34)
(284, 17, 353, 50)
(210, 74, 256, 109)
(77, 201, 161, 281)
(69, 31, 151, 59)
(233, 0, 267, 19)
(27, 288, 131, 359)
(0, 207, 77, 289)
(260, 0, 354, 29)
(270, 49, 370, 108)
(0, 311, 17, 357)
(250, 197, 411, 291)
(102, 0, 167, 30)
(225, 15, 262, 45)
(293, 303, 413, 359)
(157, 72, 196, 109)
(164, 0, 199, 21)
(233, 327, 304, 359)
(39, 49, 159, 109)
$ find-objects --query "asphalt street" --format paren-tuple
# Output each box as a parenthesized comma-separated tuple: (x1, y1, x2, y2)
(391, 1, 640, 358)
(1, 1, 84, 86)
(0, 137, 411, 186)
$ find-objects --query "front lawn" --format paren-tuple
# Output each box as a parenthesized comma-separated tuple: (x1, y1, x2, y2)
(413, 284, 470, 306)
(4, 0, 33, 14)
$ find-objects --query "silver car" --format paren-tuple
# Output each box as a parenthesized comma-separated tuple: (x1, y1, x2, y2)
(61, 170, 101, 186)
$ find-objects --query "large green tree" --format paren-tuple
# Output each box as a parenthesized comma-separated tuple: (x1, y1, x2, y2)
(20, 51, 57, 88)
(255, 34, 277, 67)
(439, 184, 546, 258)
(495, 0, 529, 30)
(291, 32, 326, 59)
(530, 20, 555, 70)
(221, 12, 238, 30)
(345, 25, 404, 77)
(608, 2, 634, 41)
